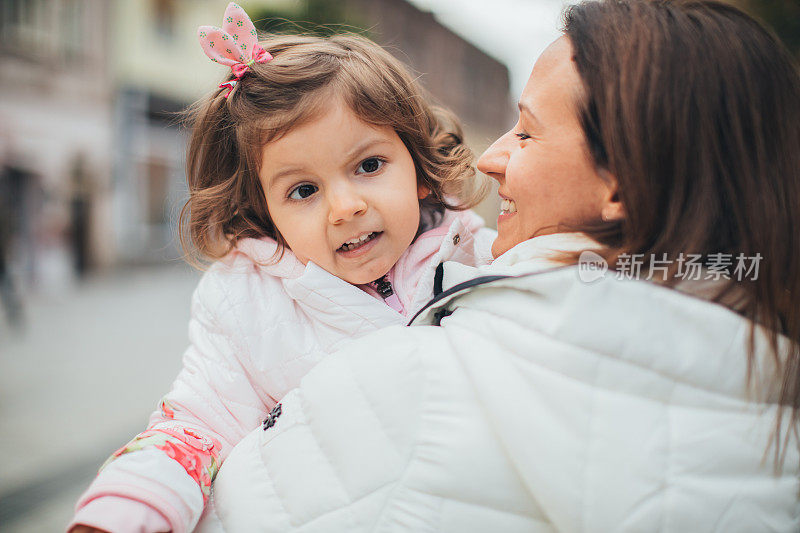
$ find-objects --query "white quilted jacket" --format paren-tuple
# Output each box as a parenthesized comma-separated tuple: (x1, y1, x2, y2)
(197, 234, 800, 532)
(71, 210, 493, 533)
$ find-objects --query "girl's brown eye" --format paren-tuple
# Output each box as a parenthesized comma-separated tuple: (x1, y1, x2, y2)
(288, 184, 318, 200)
(358, 157, 384, 174)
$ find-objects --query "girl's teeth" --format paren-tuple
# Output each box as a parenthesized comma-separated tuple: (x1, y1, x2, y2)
(340, 232, 376, 251)
(345, 233, 370, 246)
(500, 199, 517, 214)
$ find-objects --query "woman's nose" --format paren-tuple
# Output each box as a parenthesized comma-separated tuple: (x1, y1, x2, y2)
(477, 132, 511, 182)
(327, 184, 368, 224)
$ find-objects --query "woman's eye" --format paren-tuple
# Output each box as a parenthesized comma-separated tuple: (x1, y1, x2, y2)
(288, 183, 318, 200)
(358, 157, 384, 174)
(515, 132, 531, 141)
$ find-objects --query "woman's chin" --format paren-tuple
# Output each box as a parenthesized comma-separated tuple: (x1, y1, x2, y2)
(491, 237, 513, 259)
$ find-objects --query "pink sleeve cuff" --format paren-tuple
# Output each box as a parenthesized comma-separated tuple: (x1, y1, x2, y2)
(72, 448, 205, 533)
(68, 496, 170, 533)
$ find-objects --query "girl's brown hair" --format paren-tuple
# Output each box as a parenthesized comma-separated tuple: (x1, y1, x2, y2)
(180, 33, 484, 264)
(562, 0, 800, 461)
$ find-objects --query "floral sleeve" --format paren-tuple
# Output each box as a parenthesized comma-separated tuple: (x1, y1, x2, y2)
(102, 398, 221, 502)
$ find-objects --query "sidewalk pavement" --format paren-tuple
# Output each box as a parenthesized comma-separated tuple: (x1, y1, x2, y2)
(0, 263, 201, 531)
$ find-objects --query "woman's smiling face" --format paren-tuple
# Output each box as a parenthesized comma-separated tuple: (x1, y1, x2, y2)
(477, 36, 621, 258)
(261, 100, 425, 285)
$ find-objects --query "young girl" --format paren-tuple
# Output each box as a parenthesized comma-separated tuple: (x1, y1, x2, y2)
(69, 3, 493, 532)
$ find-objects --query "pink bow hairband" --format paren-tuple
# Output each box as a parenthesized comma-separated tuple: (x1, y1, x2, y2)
(198, 2, 273, 98)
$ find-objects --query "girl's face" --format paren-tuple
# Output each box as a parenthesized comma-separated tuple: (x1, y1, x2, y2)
(261, 101, 426, 285)
(477, 36, 621, 258)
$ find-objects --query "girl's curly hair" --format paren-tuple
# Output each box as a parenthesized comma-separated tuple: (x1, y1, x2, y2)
(180, 33, 486, 265)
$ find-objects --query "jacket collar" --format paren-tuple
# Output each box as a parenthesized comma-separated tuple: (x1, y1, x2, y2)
(225, 238, 305, 279)
(226, 209, 487, 333)
(443, 232, 599, 290)
(491, 232, 601, 271)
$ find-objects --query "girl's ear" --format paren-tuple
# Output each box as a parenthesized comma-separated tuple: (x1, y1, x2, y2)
(417, 184, 430, 200)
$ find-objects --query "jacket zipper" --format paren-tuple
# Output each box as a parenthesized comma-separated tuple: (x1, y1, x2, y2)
(370, 274, 404, 314)
(372, 275, 394, 299)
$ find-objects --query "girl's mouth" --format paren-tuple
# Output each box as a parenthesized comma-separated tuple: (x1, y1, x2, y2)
(338, 231, 381, 253)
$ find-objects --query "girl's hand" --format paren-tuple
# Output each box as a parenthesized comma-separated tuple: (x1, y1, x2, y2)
(69, 526, 110, 533)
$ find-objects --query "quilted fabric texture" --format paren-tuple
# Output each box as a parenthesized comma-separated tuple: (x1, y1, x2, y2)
(71, 210, 493, 533)
(199, 236, 800, 532)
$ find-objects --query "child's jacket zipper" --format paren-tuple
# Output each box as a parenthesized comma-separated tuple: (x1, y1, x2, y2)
(370, 274, 404, 314)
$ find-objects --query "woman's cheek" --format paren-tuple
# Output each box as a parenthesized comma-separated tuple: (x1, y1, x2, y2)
(505, 159, 535, 201)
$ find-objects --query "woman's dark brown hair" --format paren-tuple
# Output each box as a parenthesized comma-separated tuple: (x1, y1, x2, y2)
(180, 33, 483, 264)
(563, 0, 800, 462)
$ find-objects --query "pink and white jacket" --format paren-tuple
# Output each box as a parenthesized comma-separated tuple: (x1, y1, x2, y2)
(69, 210, 494, 533)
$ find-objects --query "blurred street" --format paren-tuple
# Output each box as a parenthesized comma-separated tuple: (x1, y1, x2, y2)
(0, 264, 200, 532)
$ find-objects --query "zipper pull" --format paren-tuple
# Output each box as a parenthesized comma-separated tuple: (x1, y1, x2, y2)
(372, 274, 404, 314)
(373, 275, 394, 299)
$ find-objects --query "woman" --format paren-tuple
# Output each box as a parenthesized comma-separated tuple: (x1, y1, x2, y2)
(195, 1, 800, 531)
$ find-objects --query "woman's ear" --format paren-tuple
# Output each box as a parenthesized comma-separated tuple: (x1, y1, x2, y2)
(599, 169, 624, 222)
(417, 184, 430, 200)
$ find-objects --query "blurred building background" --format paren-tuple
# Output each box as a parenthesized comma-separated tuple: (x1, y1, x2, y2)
(0, 0, 525, 529)
(0, 0, 113, 294)
(0, 0, 515, 297)
(0, 0, 797, 530)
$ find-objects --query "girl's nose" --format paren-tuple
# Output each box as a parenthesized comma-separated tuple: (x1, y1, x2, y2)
(327, 185, 368, 224)
(477, 132, 512, 182)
